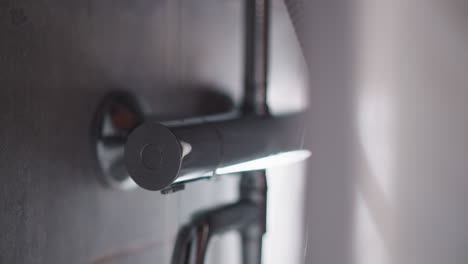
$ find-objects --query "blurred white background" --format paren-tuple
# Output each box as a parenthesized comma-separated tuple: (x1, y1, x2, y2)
(304, 1, 468, 264)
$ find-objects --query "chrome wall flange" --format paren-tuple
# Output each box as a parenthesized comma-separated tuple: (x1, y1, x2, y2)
(92, 91, 145, 190)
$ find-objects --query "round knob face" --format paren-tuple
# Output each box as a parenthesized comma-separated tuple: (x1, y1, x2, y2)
(125, 123, 182, 191)
(140, 144, 164, 170)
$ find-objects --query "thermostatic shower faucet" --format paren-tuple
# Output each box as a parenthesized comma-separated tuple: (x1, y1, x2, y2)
(93, 92, 309, 192)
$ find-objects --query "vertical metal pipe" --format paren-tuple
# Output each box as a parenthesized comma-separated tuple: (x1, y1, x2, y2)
(243, 0, 271, 115)
(241, 0, 271, 263)
(240, 170, 267, 264)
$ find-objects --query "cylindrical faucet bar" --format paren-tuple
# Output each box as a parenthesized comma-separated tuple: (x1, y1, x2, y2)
(124, 113, 306, 191)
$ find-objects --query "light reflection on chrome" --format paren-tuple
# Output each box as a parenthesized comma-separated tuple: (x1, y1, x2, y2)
(216, 150, 311, 175)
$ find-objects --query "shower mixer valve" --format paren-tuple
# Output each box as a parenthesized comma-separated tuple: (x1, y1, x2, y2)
(92, 91, 309, 193)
